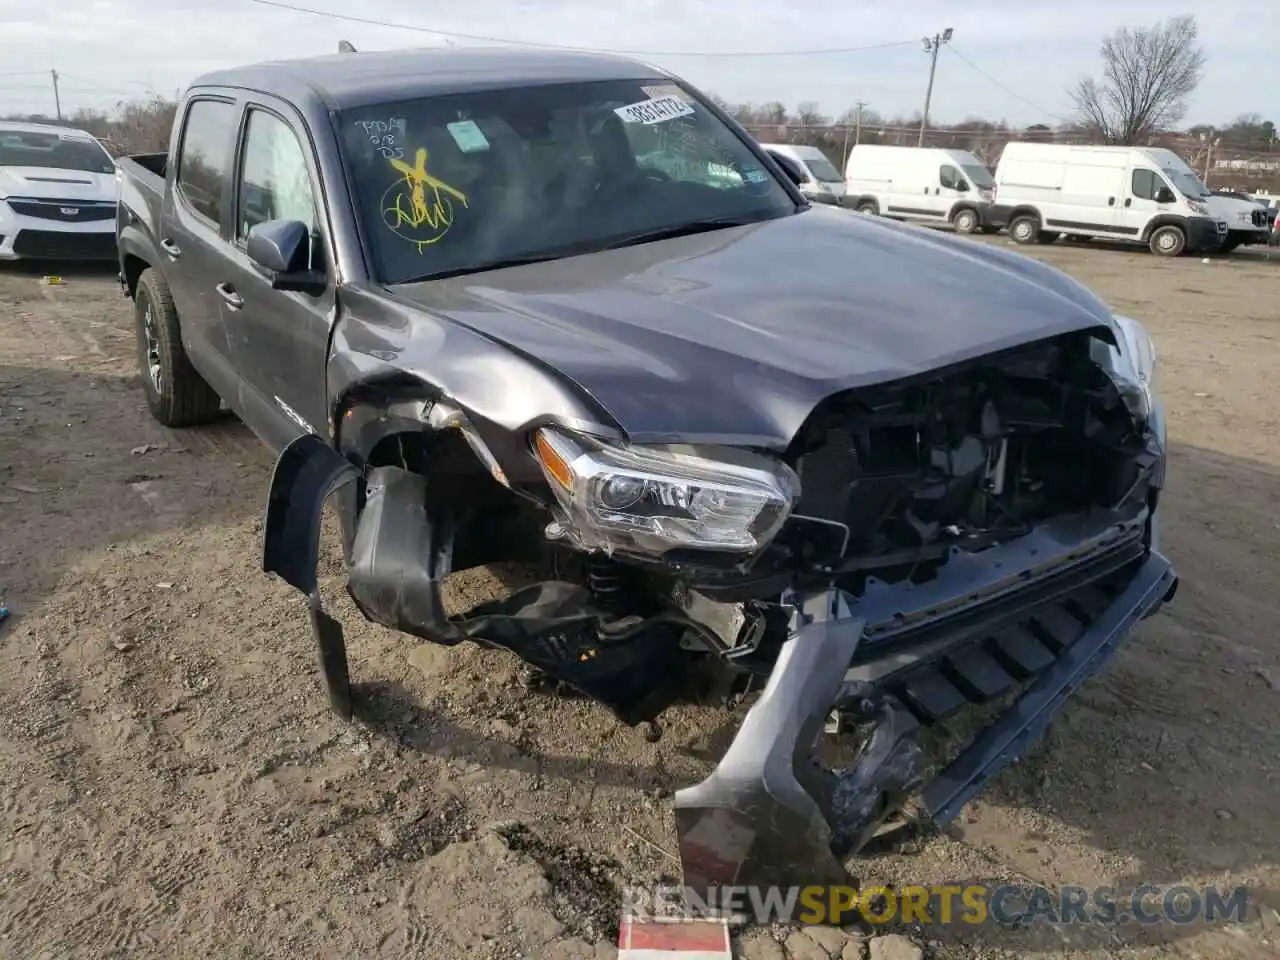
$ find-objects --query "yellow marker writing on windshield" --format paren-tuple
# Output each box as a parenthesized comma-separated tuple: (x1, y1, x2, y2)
(381, 147, 468, 251)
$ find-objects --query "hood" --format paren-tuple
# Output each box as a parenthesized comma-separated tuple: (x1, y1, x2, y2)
(392, 206, 1117, 449)
(1203, 194, 1265, 227)
(806, 180, 846, 198)
(0, 166, 118, 202)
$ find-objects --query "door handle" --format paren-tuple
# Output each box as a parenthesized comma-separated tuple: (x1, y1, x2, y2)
(160, 238, 182, 259)
(216, 283, 244, 310)
(1124, 198, 1132, 207)
(1108, 197, 1116, 206)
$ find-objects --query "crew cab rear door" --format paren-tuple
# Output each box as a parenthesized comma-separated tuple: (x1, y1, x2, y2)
(160, 94, 243, 401)
(215, 96, 335, 451)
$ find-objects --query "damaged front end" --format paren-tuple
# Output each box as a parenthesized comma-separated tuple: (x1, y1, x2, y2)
(262, 320, 1175, 897)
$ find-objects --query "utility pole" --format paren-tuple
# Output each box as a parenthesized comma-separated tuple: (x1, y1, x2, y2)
(854, 101, 865, 146)
(918, 28, 953, 147)
(50, 68, 63, 120)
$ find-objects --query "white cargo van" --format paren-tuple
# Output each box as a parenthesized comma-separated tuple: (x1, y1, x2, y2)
(989, 142, 1229, 257)
(758, 143, 846, 205)
(843, 145, 997, 234)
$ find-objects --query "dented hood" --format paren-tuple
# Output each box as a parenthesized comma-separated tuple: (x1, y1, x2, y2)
(392, 206, 1116, 449)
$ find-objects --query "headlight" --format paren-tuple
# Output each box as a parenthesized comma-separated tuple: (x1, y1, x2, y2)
(1187, 200, 1208, 215)
(533, 428, 799, 556)
(1108, 315, 1158, 420)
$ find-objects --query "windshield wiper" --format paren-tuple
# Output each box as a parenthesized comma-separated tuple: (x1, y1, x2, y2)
(598, 216, 765, 251)
(399, 252, 571, 284)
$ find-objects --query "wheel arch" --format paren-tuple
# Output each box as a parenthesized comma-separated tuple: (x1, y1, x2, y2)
(1140, 214, 1189, 243)
(1007, 205, 1043, 227)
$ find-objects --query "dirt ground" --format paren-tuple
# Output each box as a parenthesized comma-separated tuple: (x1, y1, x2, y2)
(0, 236, 1277, 960)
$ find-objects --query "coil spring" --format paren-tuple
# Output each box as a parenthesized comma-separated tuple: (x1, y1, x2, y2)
(586, 557, 625, 609)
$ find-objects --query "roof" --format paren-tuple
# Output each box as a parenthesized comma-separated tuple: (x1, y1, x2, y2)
(0, 119, 96, 139)
(191, 46, 666, 111)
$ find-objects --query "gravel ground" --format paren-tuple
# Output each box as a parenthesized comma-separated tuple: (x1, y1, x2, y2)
(0, 235, 1277, 960)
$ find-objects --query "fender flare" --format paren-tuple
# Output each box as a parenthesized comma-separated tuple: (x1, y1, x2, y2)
(261, 433, 362, 718)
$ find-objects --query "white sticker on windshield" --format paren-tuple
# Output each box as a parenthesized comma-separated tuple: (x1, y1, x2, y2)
(446, 119, 490, 153)
(614, 95, 695, 126)
(744, 169, 767, 183)
(641, 84, 687, 103)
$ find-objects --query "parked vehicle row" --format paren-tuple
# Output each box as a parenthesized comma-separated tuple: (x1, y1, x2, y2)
(0, 120, 120, 262)
(828, 141, 1275, 259)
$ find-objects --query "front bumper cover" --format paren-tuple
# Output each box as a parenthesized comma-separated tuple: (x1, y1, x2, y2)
(673, 549, 1176, 892)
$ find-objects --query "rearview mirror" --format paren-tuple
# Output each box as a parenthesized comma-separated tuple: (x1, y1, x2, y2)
(247, 219, 326, 295)
(1155, 187, 1176, 204)
(768, 152, 807, 188)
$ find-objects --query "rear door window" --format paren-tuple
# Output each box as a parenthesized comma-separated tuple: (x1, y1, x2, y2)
(177, 98, 239, 226)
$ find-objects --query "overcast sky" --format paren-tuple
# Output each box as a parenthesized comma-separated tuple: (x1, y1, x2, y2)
(1, 0, 1275, 128)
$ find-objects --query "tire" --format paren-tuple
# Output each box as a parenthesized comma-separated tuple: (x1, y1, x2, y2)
(1148, 225, 1186, 257)
(133, 268, 223, 427)
(856, 201, 878, 216)
(1009, 215, 1039, 244)
(1036, 231, 1061, 244)
(951, 208, 979, 234)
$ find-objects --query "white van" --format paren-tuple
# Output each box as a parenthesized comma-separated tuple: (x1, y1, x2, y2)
(758, 143, 846, 205)
(843, 144, 997, 234)
(989, 142, 1229, 257)
(0, 120, 119, 261)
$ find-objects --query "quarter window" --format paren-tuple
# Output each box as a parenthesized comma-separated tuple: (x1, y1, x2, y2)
(176, 99, 238, 226)
(237, 109, 319, 245)
(939, 164, 960, 189)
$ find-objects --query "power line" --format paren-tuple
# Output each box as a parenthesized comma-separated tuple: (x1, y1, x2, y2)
(242, 0, 921, 58)
(945, 45, 1064, 122)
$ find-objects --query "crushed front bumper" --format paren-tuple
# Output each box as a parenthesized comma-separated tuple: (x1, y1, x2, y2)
(261, 435, 1177, 895)
(674, 544, 1176, 892)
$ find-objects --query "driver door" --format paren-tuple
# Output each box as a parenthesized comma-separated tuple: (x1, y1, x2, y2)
(215, 99, 335, 451)
(1119, 167, 1169, 238)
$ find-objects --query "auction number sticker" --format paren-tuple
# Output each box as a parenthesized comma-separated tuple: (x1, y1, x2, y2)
(614, 95, 695, 125)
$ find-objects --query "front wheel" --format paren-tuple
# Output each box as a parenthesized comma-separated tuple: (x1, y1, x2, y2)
(951, 208, 979, 234)
(856, 201, 878, 216)
(1009, 215, 1040, 244)
(1148, 225, 1186, 257)
(133, 269, 223, 427)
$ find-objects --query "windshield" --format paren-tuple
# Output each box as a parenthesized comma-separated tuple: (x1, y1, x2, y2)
(0, 129, 114, 173)
(961, 163, 995, 189)
(803, 154, 843, 183)
(338, 79, 796, 285)
(1160, 164, 1209, 200)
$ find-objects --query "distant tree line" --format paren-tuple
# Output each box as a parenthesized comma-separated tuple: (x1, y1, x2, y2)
(4, 16, 1275, 189)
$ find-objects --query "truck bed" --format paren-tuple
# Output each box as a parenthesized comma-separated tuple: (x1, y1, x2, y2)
(116, 154, 168, 259)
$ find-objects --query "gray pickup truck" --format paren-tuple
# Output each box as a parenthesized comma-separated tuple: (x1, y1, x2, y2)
(115, 46, 1175, 896)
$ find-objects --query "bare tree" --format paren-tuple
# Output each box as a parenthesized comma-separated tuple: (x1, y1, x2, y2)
(1071, 15, 1205, 144)
(794, 101, 828, 127)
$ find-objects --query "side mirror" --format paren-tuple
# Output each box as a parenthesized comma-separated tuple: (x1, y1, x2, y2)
(769, 152, 807, 188)
(247, 219, 326, 295)
(1155, 187, 1176, 204)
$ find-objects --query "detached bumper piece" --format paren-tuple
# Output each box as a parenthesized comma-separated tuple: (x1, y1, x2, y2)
(673, 550, 1176, 894)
